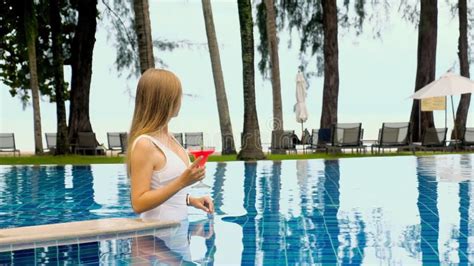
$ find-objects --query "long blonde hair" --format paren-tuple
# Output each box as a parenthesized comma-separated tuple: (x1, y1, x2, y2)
(126, 69, 182, 172)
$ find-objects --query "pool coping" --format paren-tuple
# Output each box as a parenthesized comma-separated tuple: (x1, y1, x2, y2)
(0, 218, 179, 252)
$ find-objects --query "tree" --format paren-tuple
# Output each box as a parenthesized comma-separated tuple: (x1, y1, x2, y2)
(274, 1, 369, 130)
(68, 0, 98, 144)
(258, 0, 284, 131)
(320, 0, 339, 129)
(237, 0, 265, 160)
(22, 0, 43, 154)
(133, 0, 155, 73)
(201, 0, 237, 155)
(50, 0, 69, 155)
(409, 0, 438, 142)
(453, 0, 470, 140)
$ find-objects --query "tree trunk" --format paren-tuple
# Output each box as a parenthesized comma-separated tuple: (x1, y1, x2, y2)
(68, 0, 97, 145)
(133, 0, 155, 73)
(320, 0, 339, 129)
(409, 0, 437, 142)
(452, 0, 470, 140)
(201, 0, 236, 155)
(264, 0, 283, 131)
(24, 0, 43, 154)
(50, 0, 69, 155)
(237, 0, 265, 160)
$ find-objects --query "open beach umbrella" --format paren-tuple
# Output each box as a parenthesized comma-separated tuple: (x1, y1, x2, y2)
(409, 71, 474, 139)
(410, 72, 474, 99)
(295, 70, 309, 137)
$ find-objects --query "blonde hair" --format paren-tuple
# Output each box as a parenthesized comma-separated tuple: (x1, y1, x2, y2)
(126, 69, 182, 172)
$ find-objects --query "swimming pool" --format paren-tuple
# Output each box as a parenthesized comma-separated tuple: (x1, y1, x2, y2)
(0, 154, 473, 264)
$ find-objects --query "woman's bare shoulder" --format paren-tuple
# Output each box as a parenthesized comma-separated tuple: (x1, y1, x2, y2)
(131, 136, 165, 170)
(132, 136, 155, 152)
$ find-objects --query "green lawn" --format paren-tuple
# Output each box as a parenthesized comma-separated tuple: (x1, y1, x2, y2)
(0, 151, 473, 165)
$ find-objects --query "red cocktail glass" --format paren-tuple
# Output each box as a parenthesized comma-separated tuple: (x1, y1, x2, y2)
(188, 146, 215, 188)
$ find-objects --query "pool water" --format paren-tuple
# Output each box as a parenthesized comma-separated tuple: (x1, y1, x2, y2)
(0, 154, 473, 265)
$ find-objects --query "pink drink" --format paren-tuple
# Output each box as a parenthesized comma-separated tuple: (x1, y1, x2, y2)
(189, 149, 215, 167)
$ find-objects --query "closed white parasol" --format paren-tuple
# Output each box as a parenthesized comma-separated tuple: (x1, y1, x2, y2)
(295, 70, 309, 137)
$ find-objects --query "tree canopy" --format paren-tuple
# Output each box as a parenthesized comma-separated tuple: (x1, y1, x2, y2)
(0, 0, 76, 106)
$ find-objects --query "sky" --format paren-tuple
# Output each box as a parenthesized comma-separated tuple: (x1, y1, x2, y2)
(1, 0, 473, 152)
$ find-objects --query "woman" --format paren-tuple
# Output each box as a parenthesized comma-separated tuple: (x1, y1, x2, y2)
(127, 68, 214, 221)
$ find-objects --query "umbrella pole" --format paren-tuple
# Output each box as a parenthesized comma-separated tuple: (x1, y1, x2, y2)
(450, 95, 458, 149)
(445, 96, 447, 130)
(301, 122, 304, 145)
(301, 122, 305, 154)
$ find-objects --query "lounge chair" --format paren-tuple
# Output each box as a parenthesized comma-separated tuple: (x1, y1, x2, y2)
(269, 130, 297, 154)
(301, 129, 311, 146)
(371, 122, 414, 154)
(0, 133, 20, 156)
(119, 133, 128, 155)
(75, 132, 101, 155)
(172, 133, 184, 146)
(460, 127, 474, 150)
(326, 123, 365, 153)
(184, 132, 203, 148)
(318, 128, 332, 147)
(44, 133, 57, 153)
(296, 129, 312, 154)
(415, 127, 448, 152)
(306, 129, 331, 153)
(107, 132, 126, 156)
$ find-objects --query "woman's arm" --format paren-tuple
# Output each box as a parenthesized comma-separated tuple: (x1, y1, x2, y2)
(130, 138, 204, 214)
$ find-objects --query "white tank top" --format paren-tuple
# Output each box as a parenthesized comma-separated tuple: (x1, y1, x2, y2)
(131, 134, 191, 221)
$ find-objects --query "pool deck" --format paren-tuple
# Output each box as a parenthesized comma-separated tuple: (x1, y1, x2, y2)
(0, 218, 179, 252)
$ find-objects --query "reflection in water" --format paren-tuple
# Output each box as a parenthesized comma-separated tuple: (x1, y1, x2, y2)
(320, 160, 341, 263)
(222, 160, 344, 264)
(69, 166, 100, 262)
(0, 167, 48, 227)
(260, 161, 283, 264)
(131, 219, 215, 265)
(459, 181, 470, 265)
(287, 160, 312, 264)
(459, 154, 472, 265)
(417, 157, 440, 264)
(339, 212, 366, 265)
(0, 165, 106, 228)
(2, 155, 474, 264)
(212, 163, 227, 215)
(221, 162, 258, 264)
(71, 166, 101, 220)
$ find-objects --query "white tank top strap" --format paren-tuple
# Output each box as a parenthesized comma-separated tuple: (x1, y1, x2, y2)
(131, 134, 170, 155)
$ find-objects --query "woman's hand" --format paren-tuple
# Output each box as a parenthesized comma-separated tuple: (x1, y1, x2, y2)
(178, 156, 205, 187)
(189, 196, 214, 214)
